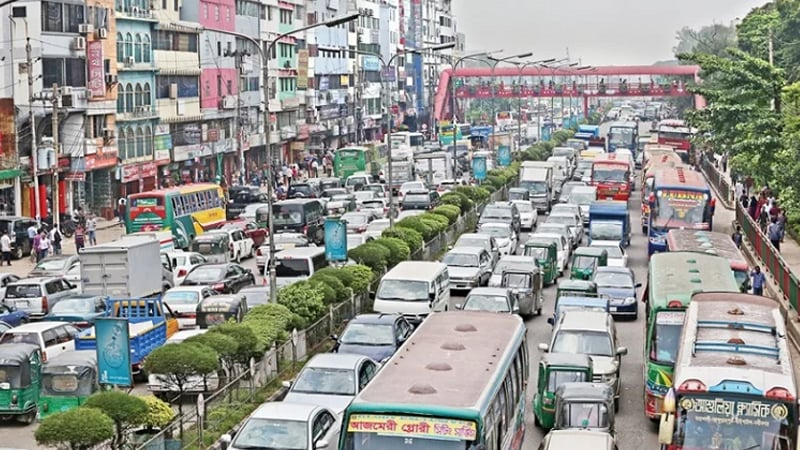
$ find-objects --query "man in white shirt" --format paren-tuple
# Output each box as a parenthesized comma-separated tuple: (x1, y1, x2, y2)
(0, 230, 11, 266)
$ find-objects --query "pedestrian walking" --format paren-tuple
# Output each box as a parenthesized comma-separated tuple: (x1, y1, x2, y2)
(0, 230, 12, 266)
(86, 215, 97, 246)
(768, 217, 782, 251)
(49, 226, 62, 256)
(731, 226, 743, 249)
(778, 210, 788, 242)
(37, 230, 50, 261)
(74, 224, 85, 252)
(31, 230, 41, 263)
(751, 266, 767, 296)
(118, 198, 126, 227)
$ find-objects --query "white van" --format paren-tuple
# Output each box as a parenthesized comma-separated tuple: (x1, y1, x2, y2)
(373, 261, 450, 319)
(268, 247, 328, 289)
(0, 321, 79, 362)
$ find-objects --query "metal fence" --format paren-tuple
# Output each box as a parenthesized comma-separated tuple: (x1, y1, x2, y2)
(699, 152, 800, 312)
(129, 183, 511, 450)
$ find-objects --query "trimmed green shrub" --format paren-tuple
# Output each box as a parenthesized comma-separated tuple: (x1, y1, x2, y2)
(382, 226, 424, 253)
(486, 175, 506, 189)
(309, 273, 351, 303)
(432, 205, 460, 224)
(441, 191, 474, 214)
(307, 278, 337, 305)
(277, 281, 326, 325)
(481, 182, 497, 193)
(349, 241, 390, 272)
(422, 213, 449, 228)
(396, 216, 436, 241)
(419, 216, 447, 235)
(243, 303, 298, 350)
(313, 267, 355, 289)
(440, 193, 466, 212)
(372, 237, 410, 268)
(341, 264, 374, 292)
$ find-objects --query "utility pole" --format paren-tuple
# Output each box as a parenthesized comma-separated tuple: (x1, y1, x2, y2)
(25, 32, 41, 222)
(235, 51, 244, 185)
(50, 83, 60, 228)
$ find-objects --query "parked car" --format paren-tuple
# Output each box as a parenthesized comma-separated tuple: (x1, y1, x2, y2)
(44, 294, 109, 328)
(221, 402, 340, 450)
(283, 353, 380, 414)
(3, 277, 79, 318)
(28, 255, 81, 278)
(181, 263, 256, 294)
(162, 286, 218, 329)
(331, 313, 414, 363)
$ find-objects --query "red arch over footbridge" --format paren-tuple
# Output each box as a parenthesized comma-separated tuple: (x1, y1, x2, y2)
(433, 65, 703, 121)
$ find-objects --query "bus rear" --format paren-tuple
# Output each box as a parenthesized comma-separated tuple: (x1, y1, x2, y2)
(657, 120, 693, 163)
(126, 193, 168, 234)
(666, 229, 750, 292)
(591, 157, 631, 201)
(334, 147, 367, 179)
(658, 292, 798, 450)
(643, 253, 740, 420)
(607, 122, 637, 152)
(647, 167, 714, 255)
(340, 311, 528, 450)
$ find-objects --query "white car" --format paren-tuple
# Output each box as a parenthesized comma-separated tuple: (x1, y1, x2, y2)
(238, 203, 269, 221)
(162, 286, 218, 329)
(205, 228, 255, 262)
(531, 232, 569, 275)
(477, 222, 518, 256)
(222, 402, 340, 450)
(546, 213, 584, 247)
(590, 240, 628, 267)
(399, 181, 426, 199)
(510, 200, 538, 230)
(347, 233, 370, 249)
(255, 233, 315, 272)
(165, 251, 208, 284)
(364, 219, 391, 240)
(353, 190, 378, 205)
(359, 198, 388, 219)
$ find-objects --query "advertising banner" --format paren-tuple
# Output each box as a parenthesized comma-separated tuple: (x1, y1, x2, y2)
(95, 318, 132, 386)
(497, 145, 511, 167)
(324, 218, 347, 262)
(472, 156, 487, 181)
(297, 50, 309, 89)
(87, 41, 105, 98)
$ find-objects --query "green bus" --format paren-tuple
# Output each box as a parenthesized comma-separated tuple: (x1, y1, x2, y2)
(642, 251, 739, 421)
(333, 146, 380, 180)
(340, 311, 529, 450)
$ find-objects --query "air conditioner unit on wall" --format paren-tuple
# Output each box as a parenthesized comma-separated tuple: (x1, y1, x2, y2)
(98, 28, 108, 39)
(169, 83, 178, 99)
(126, 56, 135, 66)
(72, 37, 86, 51)
(78, 23, 92, 34)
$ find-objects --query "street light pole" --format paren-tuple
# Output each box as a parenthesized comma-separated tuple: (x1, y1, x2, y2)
(487, 53, 531, 154)
(540, 61, 577, 133)
(493, 58, 555, 152)
(213, 12, 360, 303)
(352, 43, 455, 228)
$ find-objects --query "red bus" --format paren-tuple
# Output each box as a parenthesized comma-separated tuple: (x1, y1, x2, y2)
(657, 120, 693, 164)
(590, 153, 632, 201)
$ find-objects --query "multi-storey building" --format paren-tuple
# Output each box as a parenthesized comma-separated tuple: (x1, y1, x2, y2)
(234, 0, 265, 179)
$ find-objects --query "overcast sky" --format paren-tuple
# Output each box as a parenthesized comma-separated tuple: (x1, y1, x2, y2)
(452, 0, 769, 65)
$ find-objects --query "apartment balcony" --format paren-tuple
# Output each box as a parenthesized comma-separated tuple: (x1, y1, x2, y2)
(156, 98, 202, 123)
(117, 57, 159, 72)
(155, 50, 201, 75)
(117, 105, 159, 121)
(115, 6, 158, 22)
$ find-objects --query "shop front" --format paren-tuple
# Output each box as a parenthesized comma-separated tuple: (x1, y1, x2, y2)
(154, 125, 173, 188)
(84, 149, 119, 220)
(119, 162, 158, 196)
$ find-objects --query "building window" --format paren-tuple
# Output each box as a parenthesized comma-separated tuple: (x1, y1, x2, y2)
(126, 128, 135, 159)
(125, 33, 133, 59)
(134, 34, 142, 62)
(125, 83, 134, 112)
(143, 82, 151, 106)
(118, 128, 127, 159)
(89, 115, 107, 138)
(136, 127, 145, 157)
(135, 83, 143, 108)
(143, 35, 151, 62)
(116, 85, 125, 112)
(42, 2, 63, 32)
(116, 33, 125, 61)
(156, 76, 199, 98)
(42, 57, 86, 87)
(154, 31, 198, 52)
(144, 126, 153, 156)
(279, 9, 292, 25)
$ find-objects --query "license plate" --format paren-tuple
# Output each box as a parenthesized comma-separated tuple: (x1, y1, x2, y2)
(16, 300, 29, 307)
(609, 306, 618, 312)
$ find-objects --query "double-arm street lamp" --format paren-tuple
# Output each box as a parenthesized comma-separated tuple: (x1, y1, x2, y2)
(213, 12, 360, 302)
(351, 42, 455, 228)
(486, 53, 532, 152)
(541, 61, 577, 131)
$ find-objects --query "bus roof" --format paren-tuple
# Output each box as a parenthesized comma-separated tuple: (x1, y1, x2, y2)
(336, 146, 369, 152)
(653, 167, 708, 190)
(648, 252, 739, 309)
(608, 121, 638, 129)
(666, 230, 747, 267)
(592, 153, 631, 166)
(128, 183, 220, 198)
(351, 311, 525, 412)
(674, 292, 796, 394)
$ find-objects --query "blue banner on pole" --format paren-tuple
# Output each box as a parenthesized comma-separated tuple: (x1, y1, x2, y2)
(95, 318, 132, 386)
(497, 145, 511, 167)
(542, 127, 551, 142)
(473, 156, 487, 181)
(325, 218, 348, 262)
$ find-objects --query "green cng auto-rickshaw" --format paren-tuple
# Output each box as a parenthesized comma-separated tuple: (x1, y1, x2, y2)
(39, 350, 98, 419)
(524, 239, 559, 285)
(533, 354, 593, 429)
(570, 247, 608, 280)
(0, 343, 42, 423)
(554, 382, 616, 434)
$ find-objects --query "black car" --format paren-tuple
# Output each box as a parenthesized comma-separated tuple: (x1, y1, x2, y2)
(287, 183, 319, 199)
(400, 190, 440, 211)
(227, 188, 269, 220)
(332, 313, 415, 362)
(0, 216, 37, 259)
(181, 263, 256, 294)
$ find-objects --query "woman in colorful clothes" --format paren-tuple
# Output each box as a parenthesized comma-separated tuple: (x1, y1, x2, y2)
(74, 224, 85, 252)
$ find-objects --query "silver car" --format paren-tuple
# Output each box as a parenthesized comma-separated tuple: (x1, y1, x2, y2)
(364, 219, 391, 240)
(255, 233, 315, 272)
(510, 200, 538, 230)
(590, 240, 628, 267)
(453, 233, 500, 267)
(28, 255, 81, 278)
(283, 353, 380, 415)
(547, 213, 584, 247)
(3, 277, 79, 318)
(442, 246, 493, 291)
(477, 222, 518, 256)
(359, 199, 388, 219)
(222, 402, 340, 450)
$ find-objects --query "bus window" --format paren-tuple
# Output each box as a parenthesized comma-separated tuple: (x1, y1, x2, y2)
(197, 192, 207, 209)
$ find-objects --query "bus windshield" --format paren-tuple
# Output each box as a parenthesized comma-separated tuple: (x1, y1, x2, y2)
(650, 310, 684, 364)
(676, 396, 793, 450)
(654, 189, 709, 226)
(609, 128, 635, 146)
(344, 415, 476, 450)
(593, 164, 628, 182)
(519, 181, 548, 194)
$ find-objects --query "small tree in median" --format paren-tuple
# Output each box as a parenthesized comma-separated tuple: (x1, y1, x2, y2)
(83, 391, 149, 449)
(143, 343, 220, 415)
(139, 395, 176, 433)
(35, 407, 115, 450)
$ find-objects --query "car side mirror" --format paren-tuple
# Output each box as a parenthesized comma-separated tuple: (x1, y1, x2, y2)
(616, 346, 628, 356)
(538, 343, 549, 352)
(547, 317, 554, 326)
(635, 282, 642, 288)
(220, 434, 233, 449)
(454, 304, 463, 310)
(330, 334, 339, 342)
(281, 380, 293, 389)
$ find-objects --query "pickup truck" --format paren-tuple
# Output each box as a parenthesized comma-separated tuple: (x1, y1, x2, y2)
(75, 298, 179, 378)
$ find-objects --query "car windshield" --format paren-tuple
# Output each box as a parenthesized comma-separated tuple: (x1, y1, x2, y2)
(50, 298, 95, 314)
(504, 273, 530, 288)
(573, 256, 597, 270)
(482, 206, 511, 218)
(479, 225, 511, 238)
(34, 259, 70, 271)
(272, 205, 304, 226)
(443, 253, 479, 267)
(561, 403, 609, 428)
(594, 272, 633, 288)
(651, 310, 685, 364)
(403, 193, 429, 202)
(590, 222, 623, 241)
(289, 185, 312, 195)
(342, 214, 369, 225)
(233, 418, 307, 450)
(185, 267, 225, 283)
(292, 367, 355, 395)
(594, 245, 622, 258)
(513, 202, 532, 212)
(340, 323, 394, 345)
(548, 216, 577, 226)
(163, 291, 201, 305)
(463, 295, 509, 312)
(593, 167, 628, 182)
(569, 192, 596, 205)
(547, 370, 588, 391)
(377, 280, 429, 301)
(5, 284, 42, 298)
(552, 330, 613, 356)
(520, 181, 548, 194)
(525, 247, 548, 259)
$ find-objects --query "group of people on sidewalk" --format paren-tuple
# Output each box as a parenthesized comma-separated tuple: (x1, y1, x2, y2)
(0, 216, 100, 266)
(735, 179, 788, 251)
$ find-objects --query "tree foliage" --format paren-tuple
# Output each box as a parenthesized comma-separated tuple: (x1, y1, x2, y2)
(35, 407, 115, 450)
(83, 392, 148, 449)
(674, 23, 737, 57)
(143, 343, 219, 415)
(139, 395, 175, 431)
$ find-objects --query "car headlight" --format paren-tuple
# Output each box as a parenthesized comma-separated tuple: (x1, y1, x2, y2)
(602, 373, 618, 385)
(624, 296, 635, 305)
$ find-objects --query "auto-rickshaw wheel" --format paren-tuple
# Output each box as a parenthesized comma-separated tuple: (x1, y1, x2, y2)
(533, 412, 541, 428)
(17, 410, 35, 424)
(614, 397, 620, 412)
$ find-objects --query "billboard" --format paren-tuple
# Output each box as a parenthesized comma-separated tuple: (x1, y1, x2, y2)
(95, 318, 132, 386)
